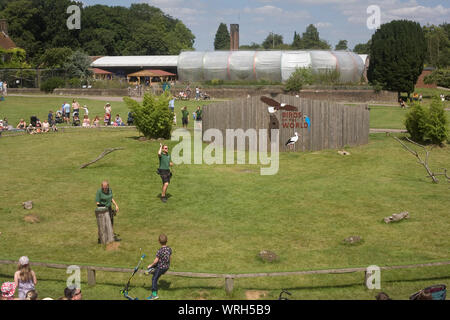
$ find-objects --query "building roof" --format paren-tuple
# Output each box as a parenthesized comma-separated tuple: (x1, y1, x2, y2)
(127, 69, 176, 77)
(0, 31, 16, 50)
(92, 68, 113, 74)
(91, 56, 179, 68)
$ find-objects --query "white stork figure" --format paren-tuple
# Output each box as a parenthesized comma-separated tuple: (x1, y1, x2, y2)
(285, 132, 299, 150)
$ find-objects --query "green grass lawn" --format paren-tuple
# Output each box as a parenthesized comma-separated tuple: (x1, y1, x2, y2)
(1, 96, 449, 300)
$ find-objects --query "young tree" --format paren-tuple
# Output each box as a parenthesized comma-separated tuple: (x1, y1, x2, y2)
(214, 23, 230, 50)
(301, 24, 330, 49)
(64, 50, 93, 79)
(353, 40, 371, 54)
(368, 20, 427, 97)
(123, 93, 173, 139)
(335, 40, 348, 50)
(262, 33, 284, 49)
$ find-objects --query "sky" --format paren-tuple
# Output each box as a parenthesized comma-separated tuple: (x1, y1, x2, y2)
(80, 0, 450, 51)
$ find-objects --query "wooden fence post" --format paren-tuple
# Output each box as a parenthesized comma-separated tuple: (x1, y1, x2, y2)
(225, 277, 234, 295)
(87, 268, 96, 286)
(95, 207, 114, 245)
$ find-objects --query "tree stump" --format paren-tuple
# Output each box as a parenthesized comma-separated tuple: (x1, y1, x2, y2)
(23, 201, 33, 210)
(95, 207, 114, 245)
(384, 211, 409, 223)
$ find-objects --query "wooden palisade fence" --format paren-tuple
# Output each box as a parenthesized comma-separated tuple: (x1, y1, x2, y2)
(202, 95, 370, 152)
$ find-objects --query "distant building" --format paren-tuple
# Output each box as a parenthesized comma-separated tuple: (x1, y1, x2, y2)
(0, 19, 17, 50)
(416, 67, 436, 89)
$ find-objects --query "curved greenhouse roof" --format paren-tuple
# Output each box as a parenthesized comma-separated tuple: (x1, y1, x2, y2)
(177, 50, 366, 83)
(91, 55, 179, 68)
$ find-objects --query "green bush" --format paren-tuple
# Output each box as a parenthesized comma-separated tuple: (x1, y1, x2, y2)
(123, 92, 173, 139)
(68, 78, 81, 88)
(40, 77, 65, 93)
(424, 97, 448, 144)
(424, 69, 450, 88)
(284, 67, 314, 92)
(405, 97, 448, 144)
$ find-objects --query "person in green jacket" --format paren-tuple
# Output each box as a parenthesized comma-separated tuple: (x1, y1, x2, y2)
(181, 106, 189, 128)
(158, 143, 173, 203)
(96, 180, 120, 241)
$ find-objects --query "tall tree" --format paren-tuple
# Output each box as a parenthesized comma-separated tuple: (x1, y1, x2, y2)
(300, 24, 330, 49)
(423, 24, 450, 68)
(353, 40, 371, 54)
(368, 20, 427, 97)
(292, 31, 302, 49)
(214, 23, 230, 50)
(262, 33, 284, 49)
(335, 40, 348, 50)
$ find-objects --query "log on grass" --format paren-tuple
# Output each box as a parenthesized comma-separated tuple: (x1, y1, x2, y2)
(80, 148, 124, 169)
(384, 211, 409, 224)
(95, 207, 114, 245)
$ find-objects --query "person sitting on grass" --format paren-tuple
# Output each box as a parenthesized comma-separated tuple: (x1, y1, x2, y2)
(62, 287, 82, 300)
(25, 290, 38, 300)
(72, 115, 81, 126)
(146, 234, 172, 300)
(104, 113, 111, 126)
(16, 119, 26, 130)
(14, 256, 37, 300)
(42, 119, 50, 133)
(1, 282, 17, 300)
(93, 115, 100, 127)
(82, 115, 91, 128)
(114, 114, 124, 126)
(35, 120, 42, 133)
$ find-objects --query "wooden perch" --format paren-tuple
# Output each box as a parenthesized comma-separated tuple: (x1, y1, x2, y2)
(80, 148, 124, 169)
(384, 211, 409, 223)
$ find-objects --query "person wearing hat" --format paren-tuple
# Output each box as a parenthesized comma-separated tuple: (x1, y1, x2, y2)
(1, 282, 16, 300)
(14, 256, 37, 299)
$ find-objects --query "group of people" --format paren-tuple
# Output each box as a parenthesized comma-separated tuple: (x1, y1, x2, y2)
(180, 106, 203, 128)
(0, 256, 82, 300)
(95, 179, 172, 300)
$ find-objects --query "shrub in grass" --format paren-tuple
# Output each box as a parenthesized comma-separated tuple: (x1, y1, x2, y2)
(405, 98, 448, 145)
(284, 67, 314, 92)
(123, 92, 173, 139)
(40, 77, 65, 93)
(424, 97, 448, 145)
(405, 103, 428, 142)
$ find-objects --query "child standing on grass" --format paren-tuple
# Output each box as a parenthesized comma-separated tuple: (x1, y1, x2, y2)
(146, 234, 172, 300)
(14, 256, 37, 299)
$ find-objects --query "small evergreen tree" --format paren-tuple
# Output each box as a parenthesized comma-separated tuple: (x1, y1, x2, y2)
(368, 20, 427, 97)
(284, 67, 314, 92)
(214, 23, 230, 50)
(405, 97, 448, 145)
(123, 92, 173, 139)
(425, 97, 448, 145)
(335, 40, 348, 50)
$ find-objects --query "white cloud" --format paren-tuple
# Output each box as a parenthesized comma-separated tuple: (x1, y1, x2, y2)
(314, 22, 332, 28)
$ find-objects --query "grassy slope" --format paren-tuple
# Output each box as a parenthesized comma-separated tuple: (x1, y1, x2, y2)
(0, 96, 449, 300)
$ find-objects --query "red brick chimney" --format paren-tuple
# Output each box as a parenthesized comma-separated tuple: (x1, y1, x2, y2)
(230, 24, 239, 51)
(0, 19, 8, 36)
